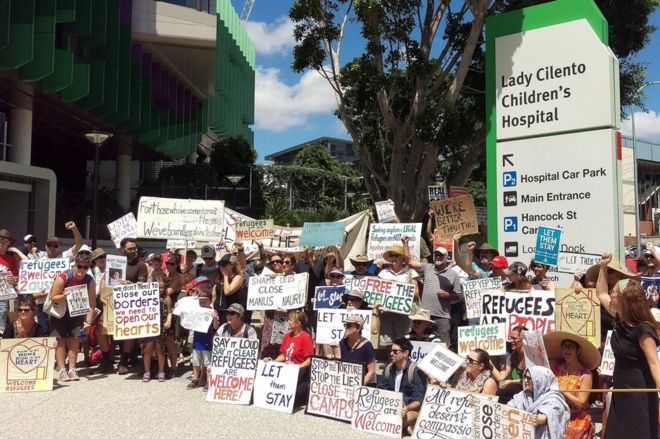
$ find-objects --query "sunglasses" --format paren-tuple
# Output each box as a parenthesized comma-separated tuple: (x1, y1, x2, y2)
(0, 236, 11, 242)
(270, 260, 282, 265)
(390, 349, 403, 354)
(282, 261, 293, 265)
(344, 323, 358, 329)
(434, 253, 446, 258)
(353, 263, 368, 267)
(18, 308, 34, 313)
(329, 274, 343, 279)
(466, 356, 480, 365)
(76, 264, 90, 271)
(508, 337, 522, 343)
(46, 243, 60, 248)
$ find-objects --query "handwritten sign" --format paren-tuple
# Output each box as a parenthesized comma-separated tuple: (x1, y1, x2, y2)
(558, 252, 600, 275)
(137, 196, 225, 241)
(351, 386, 402, 438)
(417, 344, 464, 383)
(412, 386, 475, 439)
(315, 310, 372, 344)
(299, 222, 346, 247)
(165, 239, 196, 249)
(0, 337, 57, 393)
(65, 284, 90, 317)
(457, 323, 507, 356)
(112, 282, 161, 340)
(476, 206, 487, 226)
(253, 360, 299, 414)
(428, 184, 448, 202)
(409, 341, 442, 363)
(180, 307, 214, 333)
(107, 212, 138, 248)
(313, 286, 346, 310)
(343, 276, 414, 315)
(472, 396, 535, 439)
(207, 336, 259, 404)
(431, 195, 479, 239)
(307, 357, 364, 422)
(105, 255, 127, 287)
(17, 258, 68, 294)
(534, 226, 561, 266)
(375, 200, 396, 223)
(599, 330, 614, 376)
(234, 219, 274, 242)
(480, 290, 555, 335)
(462, 277, 502, 319)
(0, 273, 17, 301)
(367, 223, 422, 261)
(522, 330, 550, 368)
(270, 312, 289, 344)
(247, 273, 308, 311)
(555, 288, 600, 347)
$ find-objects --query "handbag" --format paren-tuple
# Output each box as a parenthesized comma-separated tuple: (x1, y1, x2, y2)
(43, 293, 66, 319)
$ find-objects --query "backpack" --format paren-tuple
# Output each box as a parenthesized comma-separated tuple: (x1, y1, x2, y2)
(383, 361, 421, 388)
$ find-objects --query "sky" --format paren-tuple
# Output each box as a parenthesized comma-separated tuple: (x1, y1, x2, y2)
(229, 1, 660, 163)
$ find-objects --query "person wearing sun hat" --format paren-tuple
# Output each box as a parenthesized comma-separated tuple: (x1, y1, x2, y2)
(339, 289, 370, 310)
(339, 314, 376, 385)
(544, 331, 600, 438)
(453, 238, 500, 279)
(405, 308, 440, 342)
(348, 254, 374, 277)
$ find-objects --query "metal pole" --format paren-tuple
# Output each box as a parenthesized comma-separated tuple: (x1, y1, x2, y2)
(344, 180, 348, 210)
(249, 167, 253, 209)
(289, 178, 293, 210)
(92, 144, 100, 249)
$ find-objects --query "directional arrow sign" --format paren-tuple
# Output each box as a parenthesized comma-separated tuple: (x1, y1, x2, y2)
(502, 154, 514, 167)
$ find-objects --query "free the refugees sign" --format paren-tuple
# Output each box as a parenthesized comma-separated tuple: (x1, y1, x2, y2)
(431, 195, 479, 239)
(367, 223, 422, 261)
(462, 277, 502, 319)
(412, 386, 476, 439)
(306, 357, 364, 422)
(457, 323, 507, 357)
(136, 196, 225, 241)
(107, 212, 138, 248)
(253, 360, 299, 414)
(313, 286, 346, 310)
(247, 273, 308, 310)
(207, 336, 259, 405)
(417, 344, 464, 383)
(18, 258, 68, 294)
(234, 219, 275, 242)
(299, 222, 346, 247)
(112, 282, 161, 340)
(0, 337, 57, 393)
(343, 276, 414, 315)
(351, 387, 402, 438)
(480, 289, 555, 335)
(315, 309, 372, 344)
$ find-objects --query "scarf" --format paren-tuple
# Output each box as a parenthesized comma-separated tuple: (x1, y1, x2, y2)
(454, 368, 491, 393)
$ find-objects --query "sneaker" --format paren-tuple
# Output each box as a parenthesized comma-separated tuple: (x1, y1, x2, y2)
(117, 365, 129, 375)
(68, 369, 80, 381)
(157, 372, 166, 382)
(57, 368, 69, 383)
(186, 379, 199, 389)
(142, 373, 151, 382)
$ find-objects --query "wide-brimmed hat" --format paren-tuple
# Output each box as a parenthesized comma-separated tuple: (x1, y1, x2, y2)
(408, 308, 434, 323)
(543, 331, 601, 371)
(342, 290, 365, 303)
(383, 245, 409, 263)
(474, 243, 499, 258)
(585, 256, 640, 284)
(350, 254, 374, 265)
(91, 248, 107, 260)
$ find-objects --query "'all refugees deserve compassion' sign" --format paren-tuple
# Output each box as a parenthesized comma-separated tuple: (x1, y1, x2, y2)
(136, 196, 225, 241)
(111, 282, 161, 340)
(306, 357, 364, 422)
(343, 276, 414, 315)
(247, 273, 308, 310)
(207, 336, 258, 404)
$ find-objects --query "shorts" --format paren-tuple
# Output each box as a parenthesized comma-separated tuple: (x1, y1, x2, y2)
(378, 312, 411, 347)
(50, 314, 85, 338)
(191, 349, 211, 367)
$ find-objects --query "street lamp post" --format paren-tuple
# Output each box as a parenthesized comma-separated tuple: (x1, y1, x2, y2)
(226, 175, 244, 209)
(631, 81, 660, 256)
(84, 131, 113, 249)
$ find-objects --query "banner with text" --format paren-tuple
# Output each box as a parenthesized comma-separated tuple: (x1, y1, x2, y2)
(412, 386, 475, 439)
(253, 360, 299, 414)
(472, 395, 535, 439)
(234, 219, 274, 242)
(112, 282, 161, 340)
(480, 290, 555, 335)
(105, 255, 127, 287)
(316, 310, 372, 344)
(65, 284, 90, 317)
(431, 195, 479, 239)
(299, 222, 346, 247)
(375, 200, 396, 223)
(457, 323, 507, 356)
(247, 273, 309, 311)
(313, 286, 346, 310)
(343, 276, 414, 315)
(428, 184, 448, 202)
(367, 223, 422, 261)
(555, 288, 600, 347)
(0, 337, 57, 393)
(107, 212, 138, 248)
(418, 344, 464, 383)
(462, 277, 502, 319)
(137, 196, 225, 241)
(600, 330, 614, 377)
(18, 258, 68, 295)
(207, 336, 258, 404)
(306, 357, 364, 422)
(351, 386, 403, 438)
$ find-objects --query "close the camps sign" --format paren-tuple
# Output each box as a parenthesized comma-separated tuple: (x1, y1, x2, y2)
(343, 276, 414, 315)
(112, 282, 161, 340)
(306, 357, 364, 422)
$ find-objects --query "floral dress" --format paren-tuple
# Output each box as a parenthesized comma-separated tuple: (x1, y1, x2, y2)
(552, 361, 594, 439)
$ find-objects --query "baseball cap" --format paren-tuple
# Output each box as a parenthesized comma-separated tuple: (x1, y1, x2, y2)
(344, 314, 365, 328)
(433, 247, 448, 255)
(329, 268, 344, 277)
(491, 255, 509, 268)
(78, 244, 92, 254)
(201, 245, 216, 259)
(226, 303, 245, 316)
(46, 236, 61, 245)
(192, 276, 209, 288)
(219, 253, 237, 266)
(24, 234, 37, 244)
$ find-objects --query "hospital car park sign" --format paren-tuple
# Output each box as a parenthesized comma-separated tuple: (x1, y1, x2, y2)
(486, 0, 624, 287)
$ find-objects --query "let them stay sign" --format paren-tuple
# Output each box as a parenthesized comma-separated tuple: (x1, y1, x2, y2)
(534, 226, 561, 266)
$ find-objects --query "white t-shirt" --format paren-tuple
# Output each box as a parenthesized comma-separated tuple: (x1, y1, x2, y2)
(394, 369, 404, 392)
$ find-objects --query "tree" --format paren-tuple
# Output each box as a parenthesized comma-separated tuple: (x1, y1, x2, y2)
(290, 0, 658, 221)
(209, 136, 257, 178)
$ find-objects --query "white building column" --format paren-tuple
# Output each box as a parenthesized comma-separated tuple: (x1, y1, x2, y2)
(8, 88, 33, 165)
(116, 142, 132, 210)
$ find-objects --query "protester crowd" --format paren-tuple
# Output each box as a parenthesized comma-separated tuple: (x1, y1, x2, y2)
(1, 216, 660, 439)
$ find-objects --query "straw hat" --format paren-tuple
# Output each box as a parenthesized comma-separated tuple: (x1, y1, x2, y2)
(543, 331, 601, 371)
(91, 248, 107, 260)
(350, 254, 374, 265)
(408, 308, 434, 323)
(585, 256, 640, 284)
(474, 243, 499, 258)
(383, 244, 409, 263)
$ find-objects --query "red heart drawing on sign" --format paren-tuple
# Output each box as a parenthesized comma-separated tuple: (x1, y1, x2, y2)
(560, 294, 592, 335)
(9, 344, 47, 374)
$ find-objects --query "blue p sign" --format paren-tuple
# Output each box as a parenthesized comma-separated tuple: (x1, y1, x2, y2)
(504, 217, 518, 232)
(503, 171, 517, 187)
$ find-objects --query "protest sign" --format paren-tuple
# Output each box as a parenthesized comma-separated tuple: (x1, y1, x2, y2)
(313, 286, 346, 310)
(207, 336, 259, 404)
(299, 222, 346, 247)
(270, 313, 289, 344)
(557, 252, 600, 275)
(534, 227, 561, 266)
(351, 386, 402, 438)
(555, 288, 600, 347)
(476, 207, 487, 226)
(100, 287, 114, 333)
(457, 323, 507, 356)
(136, 196, 225, 241)
(315, 310, 372, 344)
(374, 200, 396, 223)
(306, 357, 364, 422)
(449, 186, 469, 197)
(247, 273, 308, 310)
(0, 273, 17, 301)
(172, 296, 198, 316)
(480, 289, 555, 335)
(431, 195, 479, 239)
(409, 341, 443, 363)
(472, 396, 535, 439)
(600, 330, 614, 377)
(17, 258, 68, 294)
(253, 360, 299, 414)
(522, 330, 550, 368)
(165, 239, 197, 250)
(107, 212, 137, 248)
(462, 277, 502, 319)
(112, 282, 160, 340)
(65, 284, 90, 317)
(641, 277, 660, 300)
(367, 223, 422, 261)
(234, 219, 274, 242)
(412, 386, 475, 439)
(343, 276, 414, 315)
(417, 344, 464, 383)
(180, 307, 214, 333)
(428, 184, 448, 202)
(105, 255, 127, 287)
(0, 337, 57, 393)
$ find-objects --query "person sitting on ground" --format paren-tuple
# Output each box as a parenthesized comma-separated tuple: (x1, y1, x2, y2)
(491, 325, 528, 403)
(339, 314, 376, 385)
(451, 348, 498, 395)
(530, 260, 557, 291)
(4, 295, 48, 338)
(214, 303, 257, 339)
(404, 308, 440, 342)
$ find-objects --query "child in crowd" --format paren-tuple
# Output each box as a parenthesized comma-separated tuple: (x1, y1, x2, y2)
(188, 277, 214, 391)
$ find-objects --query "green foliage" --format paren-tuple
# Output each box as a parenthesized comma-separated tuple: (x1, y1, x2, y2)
(209, 136, 257, 178)
(264, 200, 350, 227)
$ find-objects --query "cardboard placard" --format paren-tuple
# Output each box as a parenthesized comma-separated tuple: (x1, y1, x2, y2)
(136, 196, 225, 241)
(367, 223, 422, 261)
(462, 277, 502, 319)
(315, 309, 372, 344)
(521, 330, 550, 368)
(555, 288, 600, 347)
(253, 360, 300, 414)
(343, 276, 414, 315)
(351, 386, 403, 438)
(0, 273, 17, 301)
(234, 219, 275, 242)
(417, 344, 464, 383)
(480, 290, 555, 335)
(313, 286, 346, 310)
(534, 226, 561, 266)
(375, 200, 396, 223)
(457, 323, 507, 356)
(472, 395, 535, 439)
(65, 284, 90, 317)
(107, 212, 138, 248)
(431, 195, 479, 239)
(207, 336, 259, 404)
(111, 282, 161, 340)
(428, 184, 448, 202)
(412, 386, 476, 439)
(270, 313, 289, 345)
(100, 287, 114, 334)
(180, 307, 214, 333)
(105, 255, 127, 287)
(17, 258, 68, 294)
(299, 222, 346, 247)
(599, 330, 614, 376)
(306, 357, 364, 422)
(409, 341, 442, 363)
(0, 337, 57, 393)
(247, 273, 309, 310)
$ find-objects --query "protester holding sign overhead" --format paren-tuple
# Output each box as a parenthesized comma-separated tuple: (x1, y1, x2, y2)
(596, 253, 660, 439)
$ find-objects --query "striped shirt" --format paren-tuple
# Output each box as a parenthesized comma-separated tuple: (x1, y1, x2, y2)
(418, 262, 463, 319)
